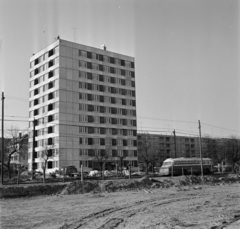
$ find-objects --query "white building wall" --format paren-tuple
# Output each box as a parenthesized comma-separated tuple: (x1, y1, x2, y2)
(29, 39, 137, 173)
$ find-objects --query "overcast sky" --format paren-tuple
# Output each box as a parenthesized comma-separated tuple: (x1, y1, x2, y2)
(0, 0, 239, 138)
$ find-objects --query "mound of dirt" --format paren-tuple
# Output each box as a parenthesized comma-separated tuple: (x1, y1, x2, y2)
(61, 180, 100, 195)
(61, 177, 178, 195)
(100, 180, 140, 192)
(60, 175, 240, 195)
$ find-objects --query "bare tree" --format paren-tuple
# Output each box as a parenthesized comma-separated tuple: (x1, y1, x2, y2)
(138, 133, 158, 175)
(41, 144, 55, 183)
(202, 135, 218, 158)
(3, 126, 28, 179)
(116, 152, 126, 176)
(224, 136, 240, 172)
(91, 146, 111, 179)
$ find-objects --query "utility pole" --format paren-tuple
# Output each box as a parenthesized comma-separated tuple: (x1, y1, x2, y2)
(31, 118, 36, 180)
(1, 92, 5, 185)
(198, 120, 204, 178)
(173, 129, 177, 158)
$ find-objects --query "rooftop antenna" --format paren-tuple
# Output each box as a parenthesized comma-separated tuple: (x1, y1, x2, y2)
(101, 44, 106, 50)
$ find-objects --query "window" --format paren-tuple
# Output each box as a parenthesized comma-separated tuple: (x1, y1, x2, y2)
(79, 126, 87, 133)
(110, 57, 114, 64)
(87, 94, 92, 101)
(100, 95, 104, 103)
(88, 150, 95, 157)
(88, 104, 94, 112)
(100, 117, 105, 124)
(121, 59, 125, 66)
(87, 83, 92, 90)
(88, 116, 94, 123)
(34, 99, 39, 106)
(48, 126, 53, 134)
(79, 114, 87, 122)
(123, 150, 128, 157)
(34, 89, 39, 95)
(103, 56, 109, 62)
(48, 49, 54, 57)
(111, 87, 116, 94)
(48, 115, 53, 122)
(112, 139, 117, 146)
(99, 85, 104, 92)
(87, 52, 92, 59)
(104, 66, 110, 73)
(79, 138, 83, 144)
(111, 107, 117, 114)
(48, 93, 54, 100)
(34, 109, 39, 116)
(87, 72, 92, 80)
(100, 128, 106, 134)
(111, 97, 115, 104)
(100, 106, 105, 113)
(79, 71, 87, 78)
(48, 81, 54, 89)
(99, 75, 104, 82)
(88, 138, 93, 145)
(34, 58, 39, 66)
(79, 61, 87, 68)
(115, 68, 121, 75)
(112, 128, 117, 135)
(125, 61, 131, 68)
(110, 77, 115, 84)
(47, 161, 53, 169)
(126, 70, 131, 77)
(34, 78, 39, 85)
(88, 127, 94, 134)
(34, 69, 39, 75)
(48, 60, 54, 68)
(48, 104, 54, 111)
(111, 118, 117, 125)
(117, 139, 123, 146)
(79, 50, 87, 58)
(87, 62, 92, 69)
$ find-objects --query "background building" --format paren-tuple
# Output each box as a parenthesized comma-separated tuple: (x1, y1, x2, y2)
(28, 39, 137, 173)
(137, 133, 200, 171)
(137, 133, 240, 172)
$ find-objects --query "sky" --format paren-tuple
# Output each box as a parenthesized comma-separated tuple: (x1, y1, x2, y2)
(0, 0, 239, 138)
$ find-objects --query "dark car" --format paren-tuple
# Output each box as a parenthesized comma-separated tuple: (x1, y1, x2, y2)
(61, 166, 78, 177)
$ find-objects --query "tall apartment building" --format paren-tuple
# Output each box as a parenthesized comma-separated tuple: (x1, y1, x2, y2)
(28, 39, 138, 173)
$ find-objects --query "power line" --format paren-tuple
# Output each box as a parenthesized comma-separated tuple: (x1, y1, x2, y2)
(0, 119, 29, 122)
(5, 94, 28, 101)
(5, 115, 29, 119)
(201, 122, 240, 134)
(5, 95, 29, 103)
(137, 116, 197, 124)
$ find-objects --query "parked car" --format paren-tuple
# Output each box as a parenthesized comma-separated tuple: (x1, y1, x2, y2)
(61, 166, 78, 177)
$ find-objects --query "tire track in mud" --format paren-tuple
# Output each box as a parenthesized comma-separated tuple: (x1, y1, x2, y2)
(58, 195, 196, 229)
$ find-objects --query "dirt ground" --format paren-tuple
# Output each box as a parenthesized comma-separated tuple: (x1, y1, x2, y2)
(1, 176, 240, 229)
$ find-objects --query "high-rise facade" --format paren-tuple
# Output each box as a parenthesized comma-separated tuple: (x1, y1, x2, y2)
(28, 39, 138, 173)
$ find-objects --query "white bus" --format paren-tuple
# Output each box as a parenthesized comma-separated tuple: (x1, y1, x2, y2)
(159, 157, 213, 176)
